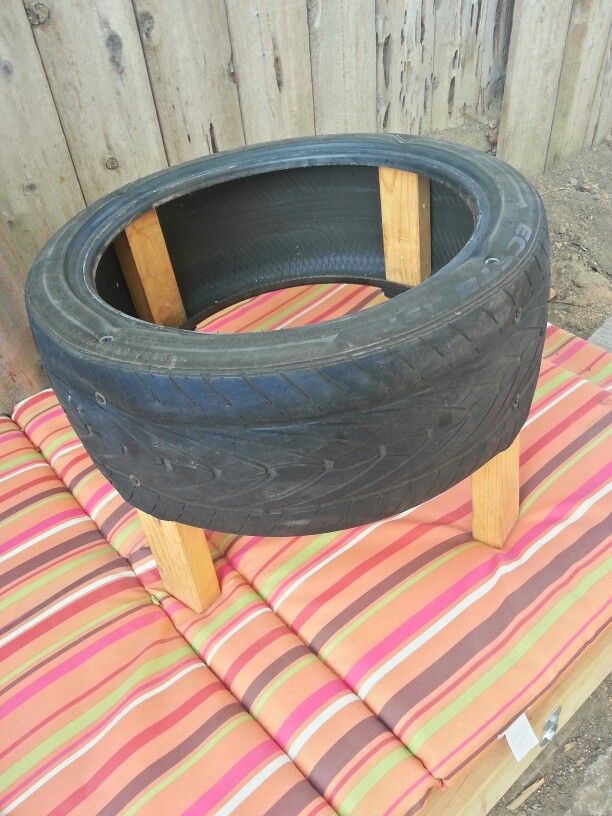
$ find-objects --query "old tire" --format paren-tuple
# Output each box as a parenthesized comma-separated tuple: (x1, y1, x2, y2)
(26, 135, 549, 535)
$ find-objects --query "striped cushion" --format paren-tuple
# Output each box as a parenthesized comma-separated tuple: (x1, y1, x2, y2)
(0, 418, 334, 815)
(6, 283, 611, 814)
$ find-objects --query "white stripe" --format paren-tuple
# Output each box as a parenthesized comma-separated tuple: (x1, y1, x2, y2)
(0, 516, 89, 565)
(287, 694, 356, 759)
(213, 755, 291, 816)
(133, 557, 157, 575)
(205, 607, 272, 663)
(0, 462, 48, 485)
(275, 284, 347, 329)
(273, 504, 421, 611)
(0, 571, 134, 648)
(358, 482, 611, 698)
(4, 661, 205, 814)
(49, 442, 82, 466)
(524, 379, 586, 428)
(91, 488, 120, 518)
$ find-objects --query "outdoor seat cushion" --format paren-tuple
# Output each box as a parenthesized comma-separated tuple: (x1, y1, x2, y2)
(3, 283, 611, 815)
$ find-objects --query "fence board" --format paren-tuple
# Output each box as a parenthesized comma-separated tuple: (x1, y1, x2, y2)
(498, 0, 574, 176)
(133, 0, 244, 163)
(585, 22, 612, 147)
(547, 0, 612, 167)
(0, 0, 84, 268)
(375, 0, 434, 134)
(26, 0, 167, 201)
(308, 0, 376, 133)
(225, 0, 314, 144)
(477, 0, 514, 121)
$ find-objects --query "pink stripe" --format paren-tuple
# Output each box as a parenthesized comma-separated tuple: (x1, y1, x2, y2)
(431, 602, 611, 775)
(0, 431, 24, 447)
(82, 481, 115, 514)
(229, 535, 265, 566)
(551, 336, 587, 365)
(529, 374, 582, 415)
(0, 654, 195, 808)
(203, 601, 263, 654)
(183, 740, 279, 816)
(345, 465, 611, 688)
(270, 283, 346, 328)
(0, 508, 85, 556)
(24, 406, 64, 435)
(0, 609, 158, 719)
(276, 679, 346, 747)
(200, 289, 281, 331)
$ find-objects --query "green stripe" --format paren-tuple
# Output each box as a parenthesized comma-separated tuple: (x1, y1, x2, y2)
(321, 541, 478, 661)
(111, 515, 141, 550)
(191, 593, 257, 651)
(520, 427, 611, 516)
(341, 745, 409, 814)
(589, 360, 612, 385)
(0, 600, 139, 687)
(409, 558, 611, 753)
(251, 654, 316, 718)
(0, 547, 106, 612)
(260, 531, 340, 597)
(122, 712, 250, 816)
(532, 368, 573, 402)
(45, 430, 77, 457)
(0, 493, 66, 530)
(254, 284, 331, 331)
(4, 645, 193, 787)
(0, 451, 42, 473)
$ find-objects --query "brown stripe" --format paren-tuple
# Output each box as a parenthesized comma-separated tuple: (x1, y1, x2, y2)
(0, 558, 128, 636)
(310, 533, 470, 652)
(242, 644, 311, 710)
(309, 716, 394, 793)
(520, 414, 610, 500)
(0, 529, 102, 588)
(98, 702, 246, 816)
(380, 517, 610, 728)
(0, 601, 149, 695)
(66, 462, 98, 493)
(262, 779, 324, 816)
(0, 486, 66, 523)
(440, 619, 610, 781)
(101, 503, 134, 538)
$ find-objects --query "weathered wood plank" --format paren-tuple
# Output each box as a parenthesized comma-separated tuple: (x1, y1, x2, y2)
(547, 0, 612, 167)
(0, 233, 47, 411)
(430, 0, 482, 131)
(26, 0, 168, 201)
(113, 209, 186, 327)
(472, 437, 520, 549)
(133, 0, 244, 163)
(497, 0, 574, 176)
(585, 23, 612, 147)
(477, 0, 514, 122)
(308, 0, 377, 133)
(379, 167, 431, 287)
(225, 0, 314, 143)
(0, 0, 84, 268)
(375, 0, 434, 134)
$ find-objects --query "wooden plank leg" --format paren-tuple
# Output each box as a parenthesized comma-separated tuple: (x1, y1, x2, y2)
(379, 166, 431, 286)
(472, 438, 520, 549)
(137, 512, 218, 613)
(115, 209, 220, 611)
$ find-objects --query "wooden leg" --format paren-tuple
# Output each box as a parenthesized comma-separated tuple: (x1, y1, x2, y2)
(115, 209, 220, 611)
(472, 438, 520, 549)
(137, 512, 219, 613)
(379, 166, 431, 286)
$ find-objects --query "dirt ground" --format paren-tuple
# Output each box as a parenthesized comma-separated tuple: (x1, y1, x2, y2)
(534, 140, 612, 340)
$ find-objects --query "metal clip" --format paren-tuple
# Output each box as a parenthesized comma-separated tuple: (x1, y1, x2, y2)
(540, 706, 561, 746)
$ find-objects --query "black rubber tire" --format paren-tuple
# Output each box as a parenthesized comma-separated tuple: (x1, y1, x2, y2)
(26, 135, 549, 535)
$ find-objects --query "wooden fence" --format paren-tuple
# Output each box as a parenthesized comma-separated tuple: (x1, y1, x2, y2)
(1, 0, 611, 408)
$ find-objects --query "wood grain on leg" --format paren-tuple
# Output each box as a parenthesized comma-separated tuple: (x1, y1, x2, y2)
(137, 512, 219, 613)
(116, 209, 219, 611)
(379, 167, 431, 286)
(113, 208, 186, 327)
(472, 437, 520, 549)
